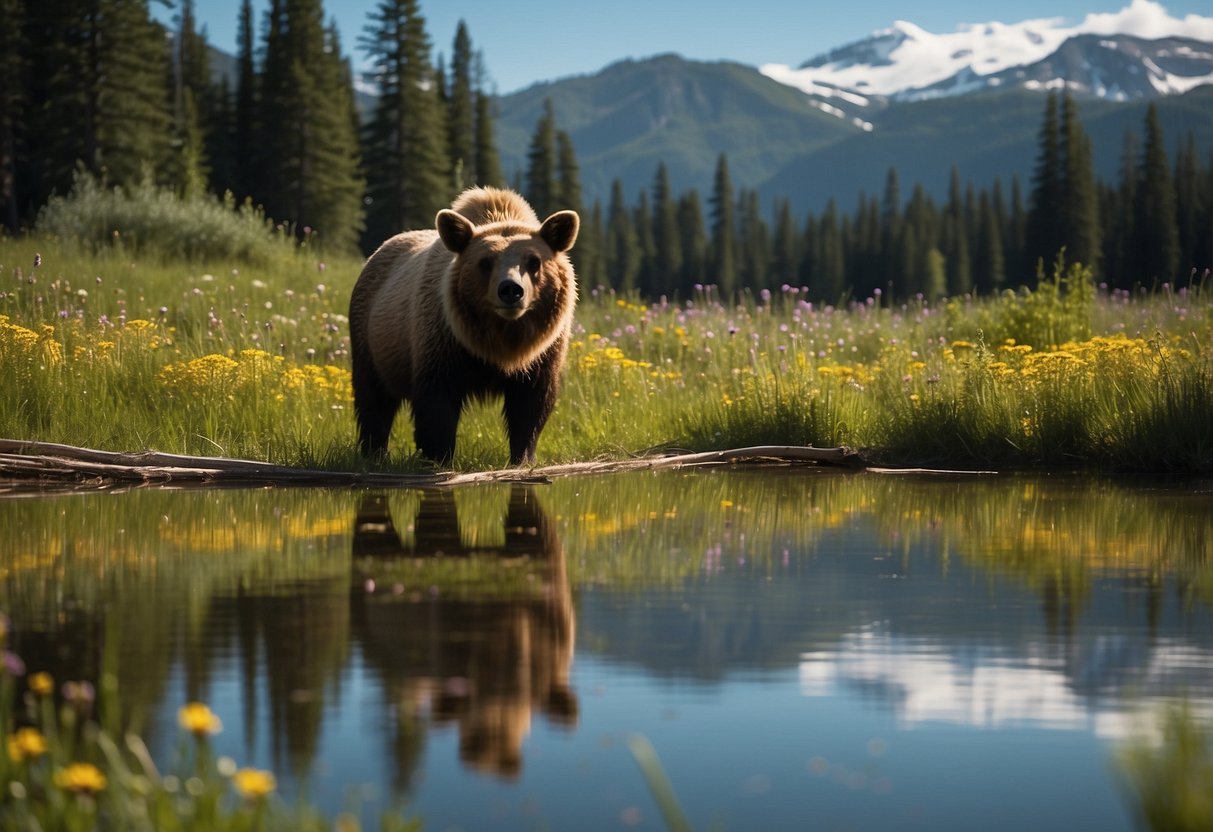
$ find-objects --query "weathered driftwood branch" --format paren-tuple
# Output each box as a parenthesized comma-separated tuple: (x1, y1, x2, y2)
(0, 439, 866, 489)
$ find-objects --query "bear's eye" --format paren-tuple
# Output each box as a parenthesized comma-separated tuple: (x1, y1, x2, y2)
(524, 254, 542, 276)
(478, 257, 494, 277)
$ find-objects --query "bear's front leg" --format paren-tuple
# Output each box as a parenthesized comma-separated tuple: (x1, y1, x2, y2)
(503, 379, 557, 466)
(413, 393, 462, 465)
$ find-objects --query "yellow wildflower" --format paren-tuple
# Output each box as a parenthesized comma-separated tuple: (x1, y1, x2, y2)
(29, 671, 53, 696)
(232, 767, 277, 799)
(178, 702, 223, 737)
(54, 762, 107, 794)
(7, 728, 48, 762)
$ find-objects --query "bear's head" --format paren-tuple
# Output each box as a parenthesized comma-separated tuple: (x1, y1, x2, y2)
(437, 208, 579, 372)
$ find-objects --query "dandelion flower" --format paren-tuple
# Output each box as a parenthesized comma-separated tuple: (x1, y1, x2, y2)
(7, 728, 48, 762)
(178, 702, 223, 737)
(29, 671, 53, 696)
(232, 767, 277, 799)
(54, 762, 107, 794)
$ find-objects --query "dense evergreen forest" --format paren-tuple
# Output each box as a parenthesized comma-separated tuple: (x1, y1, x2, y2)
(1, 0, 1211, 300)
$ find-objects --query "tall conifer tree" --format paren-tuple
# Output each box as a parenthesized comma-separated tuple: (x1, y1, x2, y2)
(447, 21, 474, 189)
(710, 153, 737, 299)
(471, 52, 503, 187)
(605, 179, 638, 293)
(361, 0, 447, 248)
(525, 98, 557, 218)
(555, 130, 581, 213)
(1173, 132, 1203, 278)
(0, 0, 21, 231)
(772, 199, 800, 286)
(23, 0, 171, 197)
(1135, 103, 1179, 282)
(975, 190, 1005, 293)
(170, 0, 212, 197)
(650, 162, 682, 296)
(1059, 92, 1100, 270)
(232, 0, 258, 200)
(633, 189, 655, 296)
(259, 2, 364, 251)
(942, 167, 971, 295)
(678, 191, 707, 292)
(1027, 92, 1063, 275)
(737, 189, 770, 293)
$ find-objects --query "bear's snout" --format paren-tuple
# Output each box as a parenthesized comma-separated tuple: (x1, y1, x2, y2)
(497, 278, 525, 305)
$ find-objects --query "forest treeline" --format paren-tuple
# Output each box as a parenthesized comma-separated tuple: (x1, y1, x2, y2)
(1, 0, 1211, 300)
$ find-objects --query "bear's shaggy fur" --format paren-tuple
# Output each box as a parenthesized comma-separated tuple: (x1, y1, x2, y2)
(349, 187, 579, 465)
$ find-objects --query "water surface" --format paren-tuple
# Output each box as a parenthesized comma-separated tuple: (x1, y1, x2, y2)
(2, 470, 1211, 830)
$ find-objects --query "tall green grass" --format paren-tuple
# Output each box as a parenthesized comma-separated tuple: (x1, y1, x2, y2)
(1, 228, 1210, 472)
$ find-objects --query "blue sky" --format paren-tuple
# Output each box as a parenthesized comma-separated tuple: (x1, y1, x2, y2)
(173, 1, 1212, 94)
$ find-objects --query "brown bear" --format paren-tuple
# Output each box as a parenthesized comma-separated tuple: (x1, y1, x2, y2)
(349, 187, 579, 466)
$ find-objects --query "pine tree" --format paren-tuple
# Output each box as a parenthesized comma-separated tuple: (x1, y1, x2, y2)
(902, 185, 939, 299)
(207, 76, 236, 197)
(471, 51, 503, 187)
(880, 168, 903, 290)
(974, 190, 1005, 294)
(232, 0, 258, 200)
(737, 189, 770, 293)
(771, 198, 800, 286)
(525, 98, 557, 218)
(259, 3, 364, 251)
(633, 189, 656, 297)
(555, 130, 581, 213)
(1173, 132, 1203, 279)
(361, 0, 447, 248)
(447, 21, 474, 190)
(1106, 130, 1141, 289)
(943, 166, 971, 296)
(849, 193, 882, 298)
(813, 201, 846, 302)
(650, 162, 682, 296)
(709, 153, 737, 299)
(169, 0, 211, 197)
(22, 0, 172, 200)
(578, 199, 605, 289)
(0, 0, 21, 231)
(17, 0, 84, 212)
(1027, 92, 1063, 275)
(605, 179, 638, 293)
(1135, 103, 1179, 282)
(99, 0, 174, 185)
(1006, 175, 1028, 285)
(1059, 92, 1100, 271)
(677, 190, 707, 291)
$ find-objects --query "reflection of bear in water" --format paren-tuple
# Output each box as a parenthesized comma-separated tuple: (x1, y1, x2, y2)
(351, 486, 576, 780)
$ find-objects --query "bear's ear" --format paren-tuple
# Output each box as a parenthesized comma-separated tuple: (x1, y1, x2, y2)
(539, 210, 580, 253)
(437, 210, 476, 254)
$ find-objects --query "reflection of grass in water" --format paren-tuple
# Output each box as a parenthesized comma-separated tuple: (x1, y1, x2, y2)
(1119, 705, 1213, 832)
(3, 472, 1211, 615)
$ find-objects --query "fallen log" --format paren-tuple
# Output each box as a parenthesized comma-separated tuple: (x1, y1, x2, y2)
(0, 439, 991, 491)
(0, 439, 870, 489)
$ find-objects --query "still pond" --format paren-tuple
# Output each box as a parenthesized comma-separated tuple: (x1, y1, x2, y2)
(2, 469, 1211, 830)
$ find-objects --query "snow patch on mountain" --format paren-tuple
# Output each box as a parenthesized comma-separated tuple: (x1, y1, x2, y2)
(761, 0, 1213, 98)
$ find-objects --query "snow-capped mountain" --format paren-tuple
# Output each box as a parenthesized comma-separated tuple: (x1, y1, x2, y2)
(761, 0, 1213, 105)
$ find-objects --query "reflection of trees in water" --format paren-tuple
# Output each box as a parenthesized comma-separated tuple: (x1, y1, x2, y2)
(231, 583, 351, 778)
(351, 487, 576, 784)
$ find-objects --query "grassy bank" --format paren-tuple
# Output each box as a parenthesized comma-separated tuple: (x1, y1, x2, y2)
(1, 237, 1210, 473)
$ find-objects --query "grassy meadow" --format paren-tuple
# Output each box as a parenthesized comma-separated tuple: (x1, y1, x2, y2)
(1, 229, 1211, 473)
